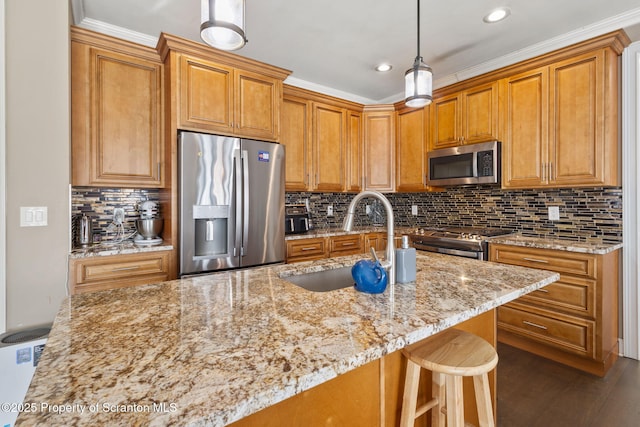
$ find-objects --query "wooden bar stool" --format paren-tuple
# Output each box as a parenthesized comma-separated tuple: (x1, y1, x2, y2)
(400, 328, 498, 427)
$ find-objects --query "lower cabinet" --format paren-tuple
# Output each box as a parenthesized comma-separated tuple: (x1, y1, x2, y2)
(489, 243, 619, 376)
(286, 232, 387, 263)
(228, 309, 496, 427)
(69, 251, 172, 294)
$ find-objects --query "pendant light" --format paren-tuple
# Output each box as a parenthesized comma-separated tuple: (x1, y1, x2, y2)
(404, 0, 432, 108)
(200, 0, 247, 51)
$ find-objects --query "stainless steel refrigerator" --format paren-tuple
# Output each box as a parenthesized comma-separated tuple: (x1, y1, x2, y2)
(179, 131, 285, 276)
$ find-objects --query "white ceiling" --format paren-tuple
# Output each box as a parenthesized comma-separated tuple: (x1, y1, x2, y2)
(73, 0, 640, 104)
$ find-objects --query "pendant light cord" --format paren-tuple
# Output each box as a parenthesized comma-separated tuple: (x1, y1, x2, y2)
(416, 0, 421, 60)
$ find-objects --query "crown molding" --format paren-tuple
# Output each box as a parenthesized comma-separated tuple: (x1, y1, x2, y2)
(75, 6, 640, 104)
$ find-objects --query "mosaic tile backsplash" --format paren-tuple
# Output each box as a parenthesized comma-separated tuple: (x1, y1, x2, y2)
(287, 186, 622, 244)
(71, 187, 162, 246)
(72, 185, 622, 247)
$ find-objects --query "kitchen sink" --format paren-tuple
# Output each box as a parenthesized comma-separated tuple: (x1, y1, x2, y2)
(281, 266, 355, 292)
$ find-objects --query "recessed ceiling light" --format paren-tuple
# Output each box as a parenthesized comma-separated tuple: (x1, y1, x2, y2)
(483, 7, 511, 23)
(375, 63, 393, 72)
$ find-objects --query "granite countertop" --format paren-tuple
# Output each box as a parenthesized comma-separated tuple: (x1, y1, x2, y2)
(489, 234, 622, 255)
(70, 241, 173, 259)
(18, 252, 559, 426)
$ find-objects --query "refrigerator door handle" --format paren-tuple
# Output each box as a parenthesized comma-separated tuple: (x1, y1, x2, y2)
(234, 149, 243, 258)
(241, 150, 249, 256)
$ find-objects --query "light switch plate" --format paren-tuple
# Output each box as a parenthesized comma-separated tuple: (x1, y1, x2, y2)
(327, 205, 334, 217)
(548, 206, 560, 221)
(20, 206, 48, 227)
(411, 205, 418, 216)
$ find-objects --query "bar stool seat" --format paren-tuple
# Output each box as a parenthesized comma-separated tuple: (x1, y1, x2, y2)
(400, 328, 498, 427)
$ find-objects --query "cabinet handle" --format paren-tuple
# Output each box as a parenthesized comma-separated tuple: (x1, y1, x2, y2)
(549, 162, 553, 180)
(542, 163, 547, 181)
(523, 320, 548, 330)
(523, 257, 549, 264)
(341, 242, 355, 246)
(112, 266, 141, 272)
(301, 246, 319, 251)
(535, 288, 550, 293)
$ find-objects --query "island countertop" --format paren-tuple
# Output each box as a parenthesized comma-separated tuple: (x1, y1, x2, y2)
(18, 252, 559, 426)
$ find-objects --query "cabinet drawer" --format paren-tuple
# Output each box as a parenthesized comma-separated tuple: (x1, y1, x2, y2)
(70, 251, 171, 294)
(498, 303, 595, 358)
(329, 235, 363, 256)
(286, 238, 328, 262)
(490, 244, 596, 278)
(519, 275, 596, 318)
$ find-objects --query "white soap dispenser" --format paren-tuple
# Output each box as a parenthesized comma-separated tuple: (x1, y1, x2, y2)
(395, 235, 416, 283)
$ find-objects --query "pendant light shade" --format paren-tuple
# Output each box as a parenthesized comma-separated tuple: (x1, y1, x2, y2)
(201, 0, 247, 51)
(405, 0, 432, 108)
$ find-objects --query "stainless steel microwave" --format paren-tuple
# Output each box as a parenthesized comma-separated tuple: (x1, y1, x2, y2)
(427, 141, 501, 186)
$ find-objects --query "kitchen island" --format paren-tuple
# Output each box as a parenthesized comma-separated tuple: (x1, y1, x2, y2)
(17, 252, 558, 426)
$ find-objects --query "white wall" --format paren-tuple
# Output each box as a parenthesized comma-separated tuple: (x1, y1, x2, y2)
(1, 0, 6, 333)
(623, 41, 640, 360)
(4, 0, 69, 330)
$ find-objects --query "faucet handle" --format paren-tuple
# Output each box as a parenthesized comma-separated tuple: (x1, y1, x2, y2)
(370, 246, 381, 264)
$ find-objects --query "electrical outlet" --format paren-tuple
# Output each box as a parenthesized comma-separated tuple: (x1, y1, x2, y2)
(548, 206, 560, 221)
(411, 205, 418, 216)
(327, 205, 334, 217)
(366, 204, 371, 215)
(113, 208, 125, 225)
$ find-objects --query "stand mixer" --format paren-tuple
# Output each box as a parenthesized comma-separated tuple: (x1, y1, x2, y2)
(134, 201, 163, 245)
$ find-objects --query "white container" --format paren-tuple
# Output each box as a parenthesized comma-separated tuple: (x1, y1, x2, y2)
(395, 235, 416, 283)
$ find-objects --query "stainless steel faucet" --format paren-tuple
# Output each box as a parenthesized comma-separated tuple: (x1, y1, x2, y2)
(343, 190, 395, 286)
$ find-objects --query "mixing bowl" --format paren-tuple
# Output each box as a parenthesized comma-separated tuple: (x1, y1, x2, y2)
(136, 218, 163, 239)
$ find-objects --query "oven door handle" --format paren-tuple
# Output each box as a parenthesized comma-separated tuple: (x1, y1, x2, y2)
(414, 243, 483, 260)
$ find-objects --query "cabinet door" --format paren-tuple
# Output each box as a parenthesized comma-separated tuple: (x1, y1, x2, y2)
(364, 109, 395, 192)
(396, 107, 428, 191)
(346, 110, 363, 192)
(281, 94, 311, 190)
(430, 94, 461, 149)
(549, 51, 605, 186)
(501, 67, 549, 188)
(463, 82, 499, 144)
(235, 70, 281, 141)
(312, 103, 345, 191)
(72, 43, 163, 187)
(179, 54, 234, 133)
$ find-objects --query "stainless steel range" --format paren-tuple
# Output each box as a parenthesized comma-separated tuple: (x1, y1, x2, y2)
(408, 227, 513, 260)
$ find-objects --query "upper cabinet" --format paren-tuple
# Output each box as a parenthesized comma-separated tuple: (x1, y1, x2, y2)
(501, 37, 625, 189)
(364, 106, 396, 192)
(158, 33, 290, 142)
(280, 85, 363, 192)
(177, 54, 282, 140)
(71, 27, 165, 188)
(430, 81, 499, 150)
(396, 106, 429, 192)
(281, 91, 312, 191)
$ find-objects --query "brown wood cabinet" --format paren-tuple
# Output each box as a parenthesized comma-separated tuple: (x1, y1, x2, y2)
(346, 110, 363, 192)
(329, 234, 363, 256)
(501, 48, 620, 188)
(396, 106, 429, 191)
(177, 53, 282, 141)
(364, 105, 396, 192)
(71, 27, 164, 188)
(285, 237, 328, 263)
(489, 243, 619, 376)
(430, 81, 499, 150)
(69, 251, 172, 294)
(363, 232, 388, 252)
(281, 85, 363, 192)
(281, 92, 312, 191)
(313, 102, 346, 191)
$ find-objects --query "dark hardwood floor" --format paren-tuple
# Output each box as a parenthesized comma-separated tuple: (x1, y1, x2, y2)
(497, 343, 640, 427)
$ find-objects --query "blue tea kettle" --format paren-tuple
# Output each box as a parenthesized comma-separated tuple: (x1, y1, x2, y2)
(351, 258, 388, 294)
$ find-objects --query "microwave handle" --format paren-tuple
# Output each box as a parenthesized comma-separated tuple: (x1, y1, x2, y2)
(473, 151, 479, 177)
